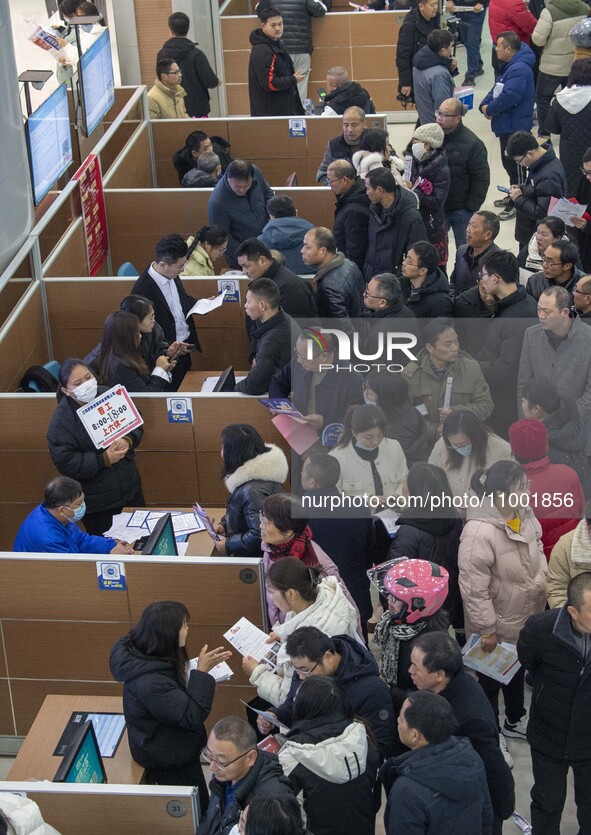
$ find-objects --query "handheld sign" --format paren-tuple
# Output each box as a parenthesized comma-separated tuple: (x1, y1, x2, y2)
(77, 385, 143, 449)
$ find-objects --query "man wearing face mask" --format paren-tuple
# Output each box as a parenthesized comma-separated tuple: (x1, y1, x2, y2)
(14, 477, 134, 554)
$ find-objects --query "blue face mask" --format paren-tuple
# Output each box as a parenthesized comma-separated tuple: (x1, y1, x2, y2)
(454, 445, 472, 457)
(355, 440, 380, 451)
(364, 396, 378, 406)
(65, 501, 86, 522)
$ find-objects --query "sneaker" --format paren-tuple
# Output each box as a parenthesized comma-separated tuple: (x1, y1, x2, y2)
(499, 734, 514, 769)
(498, 205, 516, 220)
(503, 716, 528, 740)
(462, 76, 475, 86)
(494, 195, 511, 208)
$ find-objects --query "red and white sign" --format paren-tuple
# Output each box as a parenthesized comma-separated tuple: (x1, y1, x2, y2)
(74, 153, 109, 277)
(77, 385, 143, 449)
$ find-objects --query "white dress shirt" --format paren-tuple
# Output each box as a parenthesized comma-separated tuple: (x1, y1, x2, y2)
(148, 264, 190, 342)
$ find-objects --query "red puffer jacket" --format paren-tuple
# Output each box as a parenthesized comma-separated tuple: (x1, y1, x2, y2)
(488, 0, 537, 44)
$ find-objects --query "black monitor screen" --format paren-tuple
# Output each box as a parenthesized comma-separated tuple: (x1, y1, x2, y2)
(25, 83, 73, 205)
(54, 720, 107, 784)
(213, 366, 236, 392)
(142, 512, 178, 556)
(79, 28, 115, 136)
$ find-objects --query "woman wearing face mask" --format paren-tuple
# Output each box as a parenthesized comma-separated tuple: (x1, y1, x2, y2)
(47, 358, 145, 535)
(428, 409, 512, 515)
(241, 557, 362, 714)
(181, 225, 229, 276)
(458, 461, 547, 751)
(96, 311, 175, 392)
(110, 601, 231, 813)
(406, 123, 451, 268)
(330, 404, 408, 502)
(363, 372, 429, 466)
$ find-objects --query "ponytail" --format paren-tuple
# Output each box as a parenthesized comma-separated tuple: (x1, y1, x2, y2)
(267, 556, 324, 602)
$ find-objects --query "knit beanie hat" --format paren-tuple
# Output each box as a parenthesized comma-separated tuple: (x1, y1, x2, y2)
(413, 123, 444, 149)
(509, 419, 548, 462)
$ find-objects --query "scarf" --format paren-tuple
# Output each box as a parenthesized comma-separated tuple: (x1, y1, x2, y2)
(373, 611, 427, 686)
(428, 356, 450, 382)
(267, 524, 318, 566)
(354, 445, 384, 495)
(571, 518, 591, 567)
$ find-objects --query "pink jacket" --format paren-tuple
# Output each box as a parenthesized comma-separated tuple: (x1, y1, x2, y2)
(263, 540, 363, 638)
(488, 0, 537, 44)
(458, 496, 547, 643)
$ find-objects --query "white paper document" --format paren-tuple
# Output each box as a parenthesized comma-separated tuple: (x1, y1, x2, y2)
(201, 375, 246, 392)
(190, 658, 233, 681)
(171, 512, 206, 535)
(462, 633, 521, 684)
(548, 197, 588, 227)
(223, 617, 280, 669)
(186, 290, 226, 317)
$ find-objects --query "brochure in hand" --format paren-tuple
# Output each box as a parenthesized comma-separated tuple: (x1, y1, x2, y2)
(223, 617, 280, 671)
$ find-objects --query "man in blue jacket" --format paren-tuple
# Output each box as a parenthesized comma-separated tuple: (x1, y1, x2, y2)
(14, 477, 134, 554)
(208, 159, 274, 268)
(479, 31, 535, 221)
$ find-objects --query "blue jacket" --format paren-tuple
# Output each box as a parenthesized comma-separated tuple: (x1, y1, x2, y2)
(480, 44, 535, 136)
(258, 216, 314, 275)
(208, 166, 274, 267)
(14, 504, 115, 554)
(382, 736, 494, 835)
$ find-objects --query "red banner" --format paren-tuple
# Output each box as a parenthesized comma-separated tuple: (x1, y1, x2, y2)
(74, 153, 108, 277)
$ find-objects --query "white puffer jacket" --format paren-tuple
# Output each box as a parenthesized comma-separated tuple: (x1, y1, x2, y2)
(249, 576, 361, 706)
(532, 0, 589, 76)
(0, 794, 61, 835)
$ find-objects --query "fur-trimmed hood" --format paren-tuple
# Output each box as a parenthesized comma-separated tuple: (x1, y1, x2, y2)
(224, 443, 288, 494)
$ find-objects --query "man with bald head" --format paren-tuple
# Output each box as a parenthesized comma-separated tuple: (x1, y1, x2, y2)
(316, 106, 367, 185)
(436, 97, 489, 248)
(321, 66, 373, 115)
(301, 226, 364, 323)
(327, 159, 370, 271)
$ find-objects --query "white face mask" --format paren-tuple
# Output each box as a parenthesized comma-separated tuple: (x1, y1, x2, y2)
(70, 378, 98, 404)
(412, 142, 427, 161)
(364, 396, 378, 406)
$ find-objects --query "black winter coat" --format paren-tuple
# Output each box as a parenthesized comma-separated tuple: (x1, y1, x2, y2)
(322, 81, 373, 115)
(268, 359, 364, 427)
(256, 0, 330, 54)
(307, 487, 376, 622)
(441, 671, 515, 821)
(363, 189, 427, 281)
(316, 133, 365, 184)
(280, 715, 380, 835)
(442, 123, 490, 212)
(544, 396, 591, 496)
(274, 634, 397, 756)
(388, 514, 463, 626)
(197, 751, 295, 835)
(222, 444, 288, 556)
(410, 150, 451, 261)
(546, 96, 591, 196)
(333, 178, 371, 271)
(314, 253, 365, 320)
(248, 29, 303, 117)
(400, 268, 454, 319)
(396, 6, 440, 92)
(85, 321, 169, 375)
(525, 266, 583, 301)
(358, 301, 418, 359)
(517, 605, 591, 761)
(237, 310, 294, 395)
(454, 286, 495, 357)
(173, 139, 231, 185)
(100, 356, 168, 393)
(47, 390, 143, 515)
(451, 242, 500, 298)
(131, 270, 201, 351)
(381, 736, 493, 835)
(262, 259, 317, 318)
(157, 37, 218, 118)
(513, 145, 567, 246)
(385, 406, 430, 466)
(109, 637, 214, 771)
(574, 174, 591, 273)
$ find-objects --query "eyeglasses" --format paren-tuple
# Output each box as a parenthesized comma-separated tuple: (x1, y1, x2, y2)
(435, 110, 458, 118)
(403, 255, 421, 267)
(573, 287, 590, 295)
(326, 175, 345, 185)
(294, 347, 326, 360)
(201, 747, 255, 771)
(542, 257, 561, 267)
(292, 661, 320, 677)
(167, 69, 182, 75)
(363, 289, 388, 300)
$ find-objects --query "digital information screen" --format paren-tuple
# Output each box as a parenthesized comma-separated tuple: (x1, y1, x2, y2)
(26, 82, 73, 205)
(80, 28, 115, 136)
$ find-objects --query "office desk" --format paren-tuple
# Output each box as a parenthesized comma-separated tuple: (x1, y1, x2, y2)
(8, 695, 144, 783)
(125, 507, 226, 556)
(178, 371, 249, 392)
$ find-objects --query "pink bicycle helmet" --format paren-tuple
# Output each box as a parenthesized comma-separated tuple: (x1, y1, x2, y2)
(383, 559, 449, 624)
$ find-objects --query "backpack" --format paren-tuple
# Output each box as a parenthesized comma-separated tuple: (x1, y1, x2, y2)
(19, 365, 59, 393)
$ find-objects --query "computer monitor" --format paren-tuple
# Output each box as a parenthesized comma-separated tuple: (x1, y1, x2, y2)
(25, 82, 73, 205)
(54, 720, 107, 784)
(213, 366, 236, 392)
(79, 28, 115, 136)
(141, 512, 178, 556)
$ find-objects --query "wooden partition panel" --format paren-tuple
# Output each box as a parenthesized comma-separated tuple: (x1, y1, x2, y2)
(0, 556, 264, 736)
(42, 220, 107, 279)
(0, 286, 49, 392)
(134, 0, 173, 87)
(221, 11, 407, 114)
(152, 120, 230, 188)
(103, 123, 154, 189)
(105, 188, 334, 272)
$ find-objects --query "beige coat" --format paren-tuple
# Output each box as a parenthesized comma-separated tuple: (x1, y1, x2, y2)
(532, 1, 589, 76)
(547, 520, 591, 608)
(180, 240, 214, 277)
(402, 350, 493, 441)
(147, 79, 188, 119)
(459, 497, 547, 643)
(330, 438, 408, 499)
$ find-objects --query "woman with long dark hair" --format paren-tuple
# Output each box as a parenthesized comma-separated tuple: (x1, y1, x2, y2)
(278, 676, 380, 835)
(213, 424, 288, 556)
(97, 311, 174, 392)
(182, 225, 229, 276)
(240, 795, 306, 835)
(110, 600, 231, 810)
(47, 358, 144, 535)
